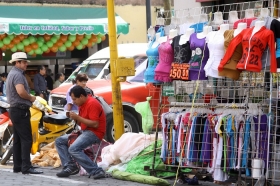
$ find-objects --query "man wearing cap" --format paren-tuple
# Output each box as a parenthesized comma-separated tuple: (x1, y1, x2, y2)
(6, 52, 43, 174)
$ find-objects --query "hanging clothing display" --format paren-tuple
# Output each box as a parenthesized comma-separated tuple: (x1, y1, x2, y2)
(204, 31, 224, 78)
(154, 37, 174, 82)
(270, 19, 280, 68)
(188, 33, 209, 80)
(233, 18, 257, 29)
(159, 108, 270, 182)
(144, 27, 164, 83)
(219, 26, 277, 73)
(169, 35, 192, 81)
(250, 17, 274, 69)
(218, 30, 243, 80)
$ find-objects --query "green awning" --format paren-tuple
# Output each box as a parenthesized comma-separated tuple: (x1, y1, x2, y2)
(0, 5, 129, 35)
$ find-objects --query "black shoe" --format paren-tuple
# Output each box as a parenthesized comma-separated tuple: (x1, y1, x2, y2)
(56, 166, 79, 177)
(93, 171, 106, 180)
(22, 167, 43, 174)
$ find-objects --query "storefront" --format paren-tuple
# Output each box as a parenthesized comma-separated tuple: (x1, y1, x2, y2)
(0, 5, 129, 80)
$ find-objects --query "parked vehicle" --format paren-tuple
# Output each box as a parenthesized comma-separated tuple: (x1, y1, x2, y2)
(0, 97, 76, 165)
(49, 43, 164, 143)
(0, 100, 12, 158)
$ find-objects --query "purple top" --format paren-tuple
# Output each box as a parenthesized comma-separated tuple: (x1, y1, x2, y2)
(188, 33, 209, 80)
(64, 85, 79, 111)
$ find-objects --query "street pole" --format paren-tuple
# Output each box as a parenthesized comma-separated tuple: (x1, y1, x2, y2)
(146, 0, 152, 30)
(107, 0, 125, 140)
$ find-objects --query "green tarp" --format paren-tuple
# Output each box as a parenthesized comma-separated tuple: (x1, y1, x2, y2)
(0, 6, 129, 35)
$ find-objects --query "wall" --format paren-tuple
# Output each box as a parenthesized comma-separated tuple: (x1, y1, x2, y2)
(115, 5, 158, 44)
(174, 0, 201, 11)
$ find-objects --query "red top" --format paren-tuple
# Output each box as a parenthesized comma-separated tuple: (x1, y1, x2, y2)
(79, 96, 106, 140)
(233, 18, 257, 29)
(219, 26, 276, 73)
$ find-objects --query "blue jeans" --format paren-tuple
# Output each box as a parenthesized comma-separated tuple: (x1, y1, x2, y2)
(55, 130, 103, 175)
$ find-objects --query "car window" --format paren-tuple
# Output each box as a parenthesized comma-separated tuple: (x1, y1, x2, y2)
(65, 59, 108, 83)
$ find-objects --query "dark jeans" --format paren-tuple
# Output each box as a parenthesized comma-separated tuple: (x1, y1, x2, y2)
(9, 107, 32, 172)
(55, 130, 103, 175)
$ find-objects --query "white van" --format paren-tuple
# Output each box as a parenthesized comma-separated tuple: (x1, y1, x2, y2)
(62, 43, 148, 85)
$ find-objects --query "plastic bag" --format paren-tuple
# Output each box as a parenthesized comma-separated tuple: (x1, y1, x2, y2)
(135, 97, 153, 134)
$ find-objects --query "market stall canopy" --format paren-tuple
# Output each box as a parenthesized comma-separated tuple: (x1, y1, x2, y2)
(0, 5, 129, 35)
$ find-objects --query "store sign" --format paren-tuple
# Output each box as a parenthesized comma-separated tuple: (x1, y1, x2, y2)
(162, 85, 175, 96)
(19, 25, 94, 32)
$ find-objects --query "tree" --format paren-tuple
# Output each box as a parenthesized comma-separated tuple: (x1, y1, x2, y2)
(163, 0, 171, 25)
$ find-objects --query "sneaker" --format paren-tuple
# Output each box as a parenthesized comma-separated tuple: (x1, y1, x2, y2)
(56, 166, 79, 177)
(93, 171, 106, 180)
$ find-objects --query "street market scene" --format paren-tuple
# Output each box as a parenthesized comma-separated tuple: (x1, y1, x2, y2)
(1, 0, 280, 186)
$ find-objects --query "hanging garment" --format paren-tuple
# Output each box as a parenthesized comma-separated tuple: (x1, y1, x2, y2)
(154, 37, 174, 82)
(219, 26, 277, 73)
(218, 30, 242, 80)
(179, 23, 193, 35)
(270, 19, 280, 68)
(250, 17, 274, 69)
(188, 33, 209, 80)
(172, 35, 192, 63)
(144, 27, 165, 83)
(253, 115, 269, 165)
(204, 31, 225, 78)
(169, 35, 192, 81)
(200, 118, 212, 163)
(233, 18, 257, 29)
(242, 118, 251, 177)
(189, 22, 208, 33)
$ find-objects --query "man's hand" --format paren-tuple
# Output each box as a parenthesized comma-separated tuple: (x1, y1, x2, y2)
(69, 111, 79, 120)
(30, 96, 36, 102)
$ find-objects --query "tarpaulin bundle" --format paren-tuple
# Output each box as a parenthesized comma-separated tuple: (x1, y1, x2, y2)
(111, 170, 170, 186)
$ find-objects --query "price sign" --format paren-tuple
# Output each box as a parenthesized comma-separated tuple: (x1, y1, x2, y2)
(170, 62, 189, 80)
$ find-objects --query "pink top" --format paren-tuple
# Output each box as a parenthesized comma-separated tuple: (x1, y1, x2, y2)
(154, 38, 174, 82)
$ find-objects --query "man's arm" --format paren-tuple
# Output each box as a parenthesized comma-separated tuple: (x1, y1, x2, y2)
(15, 84, 36, 102)
(69, 112, 99, 128)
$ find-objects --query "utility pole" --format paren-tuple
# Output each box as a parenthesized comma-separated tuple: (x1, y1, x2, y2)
(146, 0, 152, 30)
(163, 0, 171, 25)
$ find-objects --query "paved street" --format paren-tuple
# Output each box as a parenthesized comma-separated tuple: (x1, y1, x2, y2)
(0, 163, 223, 186)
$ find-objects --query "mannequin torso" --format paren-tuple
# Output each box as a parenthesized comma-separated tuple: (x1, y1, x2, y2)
(156, 17, 165, 26)
(179, 28, 195, 45)
(151, 33, 161, 48)
(260, 8, 269, 18)
(213, 12, 224, 25)
(252, 21, 265, 36)
(234, 22, 247, 37)
(219, 24, 229, 35)
(159, 29, 178, 44)
(197, 26, 212, 39)
(199, 14, 208, 23)
(228, 11, 239, 24)
(245, 9, 254, 18)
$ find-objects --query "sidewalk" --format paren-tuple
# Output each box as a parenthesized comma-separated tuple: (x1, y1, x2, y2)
(0, 163, 221, 186)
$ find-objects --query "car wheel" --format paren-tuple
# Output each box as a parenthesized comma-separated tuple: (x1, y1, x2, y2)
(106, 111, 139, 143)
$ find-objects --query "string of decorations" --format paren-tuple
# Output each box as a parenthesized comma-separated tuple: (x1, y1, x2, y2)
(0, 33, 106, 56)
